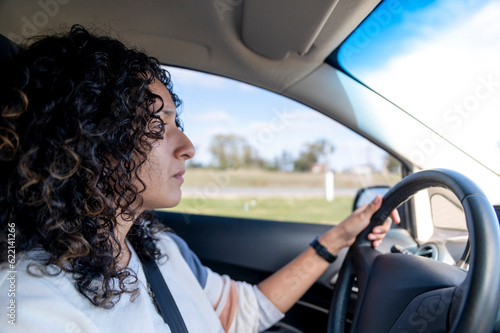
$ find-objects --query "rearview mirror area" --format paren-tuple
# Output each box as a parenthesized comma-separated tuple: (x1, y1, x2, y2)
(352, 186, 390, 211)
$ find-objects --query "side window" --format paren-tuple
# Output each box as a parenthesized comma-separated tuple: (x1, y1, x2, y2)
(164, 66, 402, 224)
(430, 191, 466, 231)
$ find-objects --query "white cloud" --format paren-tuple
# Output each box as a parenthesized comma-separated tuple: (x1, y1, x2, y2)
(357, 0, 500, 201)
(364, 1, 500, 119)
(187, 109, 235, 123)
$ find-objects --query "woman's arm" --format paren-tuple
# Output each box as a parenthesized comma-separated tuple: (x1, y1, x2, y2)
(257, 195, 399, 313)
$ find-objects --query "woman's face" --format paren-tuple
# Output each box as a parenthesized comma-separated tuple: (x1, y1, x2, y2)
(138, 79, 195, 210)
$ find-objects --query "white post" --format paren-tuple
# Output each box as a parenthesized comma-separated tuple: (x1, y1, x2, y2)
(325, 171, 334, 202)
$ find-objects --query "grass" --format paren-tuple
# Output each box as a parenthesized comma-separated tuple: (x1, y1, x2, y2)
(182, 168, 401, 188)
(165, 196, 354, 225)
(163, 168, 400, 224)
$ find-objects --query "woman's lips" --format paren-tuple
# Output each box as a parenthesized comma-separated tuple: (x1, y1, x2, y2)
(173, 169, 185, 182)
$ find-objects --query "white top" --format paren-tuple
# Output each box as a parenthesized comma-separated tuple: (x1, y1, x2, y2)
(0, 232, 284, 332)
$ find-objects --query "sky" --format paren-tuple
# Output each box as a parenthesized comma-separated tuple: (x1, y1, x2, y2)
(338, 0, 490, 73)
(338, 0, 500, 175)
(336, 0, 500, 202)
(165, 66, 389, 172)
(162, 0, 500, 195)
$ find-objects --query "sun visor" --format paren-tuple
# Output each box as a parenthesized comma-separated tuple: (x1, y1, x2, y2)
(241, 0, 339, 60)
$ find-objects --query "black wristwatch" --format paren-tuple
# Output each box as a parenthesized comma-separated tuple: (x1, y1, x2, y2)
(309, 236, 337, 263)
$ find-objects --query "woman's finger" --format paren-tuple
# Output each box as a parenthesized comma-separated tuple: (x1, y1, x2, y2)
(372, 218, 391, 234)
(368, 232, 387, 240)
(391, 209, 401, 224)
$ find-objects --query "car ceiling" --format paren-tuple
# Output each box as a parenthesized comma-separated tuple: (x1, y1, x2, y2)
(0, 0, 380, 94)
(2, 0, 407, 165)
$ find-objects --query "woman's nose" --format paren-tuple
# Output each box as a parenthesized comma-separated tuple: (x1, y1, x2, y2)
(175, 129, 195, 160)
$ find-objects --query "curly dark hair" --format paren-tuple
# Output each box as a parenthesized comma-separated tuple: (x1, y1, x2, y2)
(0, 25, 181, 308)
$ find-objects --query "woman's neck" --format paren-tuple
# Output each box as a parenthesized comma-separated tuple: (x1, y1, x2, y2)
(114, 215, 135, 268)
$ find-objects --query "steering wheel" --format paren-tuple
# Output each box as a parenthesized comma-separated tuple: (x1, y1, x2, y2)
(328, 169, 500, 333)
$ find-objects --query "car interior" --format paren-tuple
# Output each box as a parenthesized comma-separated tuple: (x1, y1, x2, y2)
(1, 0, 500, 332)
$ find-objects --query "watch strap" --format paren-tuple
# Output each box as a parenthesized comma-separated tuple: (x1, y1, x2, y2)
(310, 236, 337, 263)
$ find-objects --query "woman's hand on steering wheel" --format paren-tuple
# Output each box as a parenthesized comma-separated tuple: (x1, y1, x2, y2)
(319, 195, 400, 254)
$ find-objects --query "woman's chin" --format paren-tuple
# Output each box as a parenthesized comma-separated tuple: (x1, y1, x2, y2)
(143, 187, 183, 210)
(161, 194, 182, 209)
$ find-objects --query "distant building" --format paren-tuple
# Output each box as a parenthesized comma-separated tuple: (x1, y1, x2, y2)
(311, 163, 327, 174)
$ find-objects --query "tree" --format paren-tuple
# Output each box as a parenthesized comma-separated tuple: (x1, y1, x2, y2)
(293, 139, 334, 172)
(209, 134, 264, 169)
(385, 154, 401, 173)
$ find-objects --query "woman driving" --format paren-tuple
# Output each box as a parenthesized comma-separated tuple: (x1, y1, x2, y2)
(0, 26, 398, 332)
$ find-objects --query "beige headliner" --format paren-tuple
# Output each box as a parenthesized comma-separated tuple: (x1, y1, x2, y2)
(1, 0, 394, 155)
(0, 0, 379, 94)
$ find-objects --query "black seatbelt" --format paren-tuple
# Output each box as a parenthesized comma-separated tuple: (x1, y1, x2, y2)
(137, 252, 189, 333)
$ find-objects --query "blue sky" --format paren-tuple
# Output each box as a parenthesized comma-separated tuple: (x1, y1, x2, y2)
(338, 0, 491, 74)
(340, 0, 500, 173)
(334, 0, 500, 201)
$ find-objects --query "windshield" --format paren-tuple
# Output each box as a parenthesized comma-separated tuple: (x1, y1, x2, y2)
(335, 0, 500, 199)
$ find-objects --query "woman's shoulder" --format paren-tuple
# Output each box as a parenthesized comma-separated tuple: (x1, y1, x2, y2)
(0, 251, 77, 301)
(0, 256, 153, 332)
(153, 231, 209, 289)
(0, 254, 96, 331)
(153, 231, 191, 255)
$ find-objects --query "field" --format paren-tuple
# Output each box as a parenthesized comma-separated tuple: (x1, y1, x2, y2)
(180, 168, 401, 189)
(168, 196, 354, 225)
(164, 168, 401, 224)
